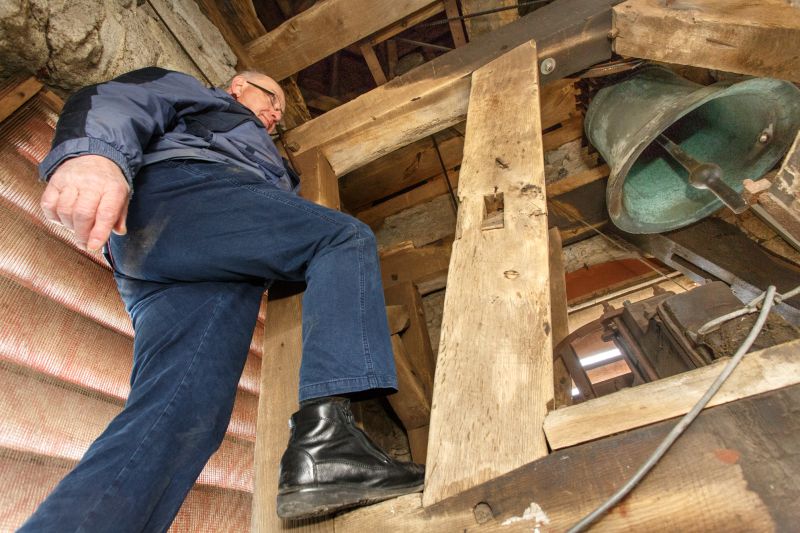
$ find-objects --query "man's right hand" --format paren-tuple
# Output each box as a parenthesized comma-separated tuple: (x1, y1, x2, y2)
(40, 155, 131, 252)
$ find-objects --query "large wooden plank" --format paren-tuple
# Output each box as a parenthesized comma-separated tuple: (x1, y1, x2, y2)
(422, 41, 552, 506)
(336, 384, 800, 531)
(251, 152, 340, 532)
(245, 0, 437, 81)
(613, 0, 800, 82)
(283, 0, 615, 175)
(544, 338, 800, 450)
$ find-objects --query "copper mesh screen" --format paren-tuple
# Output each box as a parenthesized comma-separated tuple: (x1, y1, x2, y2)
(0, 88, 259, 531)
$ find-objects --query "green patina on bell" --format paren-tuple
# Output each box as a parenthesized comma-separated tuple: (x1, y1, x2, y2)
(585, 65, 800, 234)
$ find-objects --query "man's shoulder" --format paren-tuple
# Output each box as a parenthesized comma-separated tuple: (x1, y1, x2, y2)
(111, 67, 202, 87)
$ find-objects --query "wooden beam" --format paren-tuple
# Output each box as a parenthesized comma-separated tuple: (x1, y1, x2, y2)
(0, 76, 42, 124)
(423, 41, 552, 506)
(443, 0, 468, 47)
(613, 0, 800, 82)
(251, 149, 340, 533)
(547, 164, 609, 197)
(384, 282, 436, 400)
(357, 170, 460, 228)
(380, 240, 453, 289)
(195, 0, 264, 68)
(364, 2, 446, 47)
(461, 0, 519, 39)
(751, 130, 800, 245)
(335, 384, 800, 531)
(245, 0, 437, 81)
(360, 43, 388, 86)
(544, 338, 800, 450)
(340, 79, 577, 211)
(548, 228, 573, 409)
(352, 111, 581, 226)
(147, 0, 235, 86)
(283, 0, 614, 175)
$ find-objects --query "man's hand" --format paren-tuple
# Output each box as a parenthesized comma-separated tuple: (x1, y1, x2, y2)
(40, 155, 131, 252)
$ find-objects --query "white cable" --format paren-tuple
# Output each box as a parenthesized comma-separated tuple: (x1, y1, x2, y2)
(566, 285, 777, 533)
(696, 284, 799, 336)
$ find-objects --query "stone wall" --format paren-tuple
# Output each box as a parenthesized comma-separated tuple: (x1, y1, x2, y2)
(1, 0, 236, 92)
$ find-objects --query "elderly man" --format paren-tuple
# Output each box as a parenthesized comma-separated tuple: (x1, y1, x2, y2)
(21, 67, 424, 532)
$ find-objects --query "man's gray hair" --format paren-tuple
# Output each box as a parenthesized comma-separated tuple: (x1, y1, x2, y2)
(218, 70, 270, 90)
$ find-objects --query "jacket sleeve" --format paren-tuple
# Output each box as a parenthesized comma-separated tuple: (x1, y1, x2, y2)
(40, 67, 216, 188)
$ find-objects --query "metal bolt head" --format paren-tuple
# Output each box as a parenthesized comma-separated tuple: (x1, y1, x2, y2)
(758, 131, 771, 144)
(540, 57, 557, 75)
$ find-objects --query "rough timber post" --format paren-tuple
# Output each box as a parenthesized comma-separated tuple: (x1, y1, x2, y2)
(251, 148, 338, 532)
(423, 40, 554, 506)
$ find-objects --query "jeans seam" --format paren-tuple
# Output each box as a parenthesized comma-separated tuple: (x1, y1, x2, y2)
(298, 375, 397, 393)
(76, 292, 226, 532)
(222, 176, 345, 227)
(357, 226, 376, 380)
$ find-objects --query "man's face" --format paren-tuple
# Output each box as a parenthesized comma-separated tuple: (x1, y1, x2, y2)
(229, 75, 285, 134)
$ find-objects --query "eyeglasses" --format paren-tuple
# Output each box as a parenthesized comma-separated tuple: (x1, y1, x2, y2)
(246, 80, 283, 116)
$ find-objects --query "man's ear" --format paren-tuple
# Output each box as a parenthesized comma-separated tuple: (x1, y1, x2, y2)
(228, 75, 245, 97)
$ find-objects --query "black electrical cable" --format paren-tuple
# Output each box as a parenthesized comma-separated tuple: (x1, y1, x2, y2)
(418, 0, 553, 28)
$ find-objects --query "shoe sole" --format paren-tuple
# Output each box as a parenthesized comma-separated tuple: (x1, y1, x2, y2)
(277, 482, 425, 520)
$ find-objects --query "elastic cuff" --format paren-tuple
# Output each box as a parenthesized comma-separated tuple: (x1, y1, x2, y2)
(39, 137, 135, 189)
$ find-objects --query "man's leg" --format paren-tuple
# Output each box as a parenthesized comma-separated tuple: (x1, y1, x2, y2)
(110, 160, 399, 400)
(18, 279, 264, 533)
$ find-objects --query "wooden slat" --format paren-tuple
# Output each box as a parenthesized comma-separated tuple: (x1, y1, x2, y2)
(283, 0, 613, 176)
(388, 335, 431, 432)
(335, 384, 800, 531)
(245, 0, 437, 81)
(613, 0, 800, 82)
(0, 76, 42, 124)
(546, 164, 610, 197)
(380, 239, 453, 289)
(548, 228, 573, 409)
(384, 283, 436, 448)
(365, 2, 446, 47)
(544, 338, 800, 450)
(386, 304, 411, 334)
(357, 171, 460, 228)
(251, 151, 340, 533)
(147, 0, 235, 86)
(443, 0, 468, 47)
(360, 43, 388, 86)
(423, 41, 552, 506)
(462, 0, 519, 39)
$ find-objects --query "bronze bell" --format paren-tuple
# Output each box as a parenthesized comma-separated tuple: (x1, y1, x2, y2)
(584, 65, 800, 234)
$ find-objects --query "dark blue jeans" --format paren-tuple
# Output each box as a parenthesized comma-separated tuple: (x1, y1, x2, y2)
(20, 160, 397, 532)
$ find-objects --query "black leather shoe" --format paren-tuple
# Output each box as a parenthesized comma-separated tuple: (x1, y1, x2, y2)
(277, 397, 425, 519)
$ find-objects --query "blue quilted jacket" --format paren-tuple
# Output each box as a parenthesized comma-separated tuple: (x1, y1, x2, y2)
(40, 67, 299, 193)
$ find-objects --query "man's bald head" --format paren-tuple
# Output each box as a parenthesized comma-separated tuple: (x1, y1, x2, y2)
(225, 71, 285, 133)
